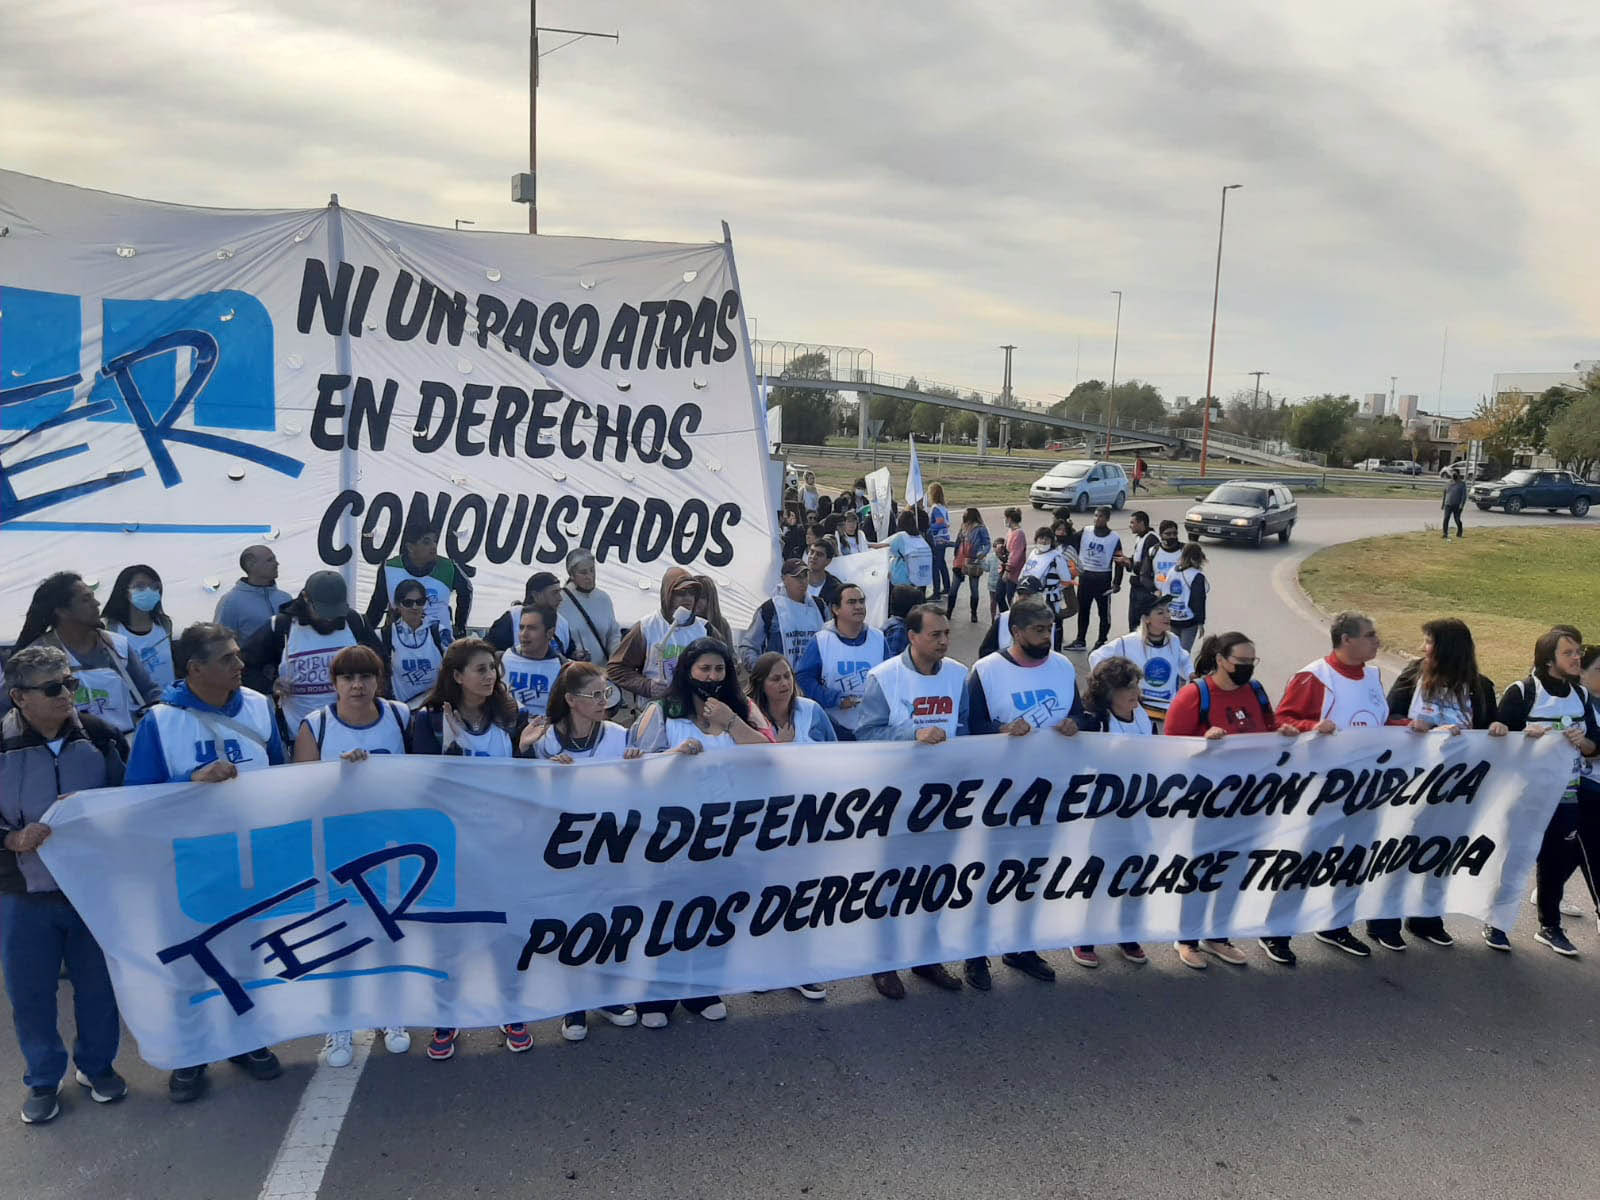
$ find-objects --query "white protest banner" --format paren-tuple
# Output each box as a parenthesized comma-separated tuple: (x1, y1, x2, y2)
(766, 403, 782, 451)
(0, 171, 777, 631)
(42, 729, 1567, 1068)
(905, 434, 925, 506)
(829, 547, 890, 627)
(864, 466, 894, 535)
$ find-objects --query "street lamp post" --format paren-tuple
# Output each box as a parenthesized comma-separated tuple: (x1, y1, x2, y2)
(1104, 290, 1122, 458)
(1200, 184, 1243, 477)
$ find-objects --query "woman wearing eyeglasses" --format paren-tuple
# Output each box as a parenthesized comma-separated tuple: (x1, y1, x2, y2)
(522, 662, 644, 1042)
(380, 579, 451, 709)
(290, 644, 413, 1068)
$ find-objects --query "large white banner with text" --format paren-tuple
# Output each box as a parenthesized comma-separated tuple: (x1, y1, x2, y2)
(41, 729, 1569, 1067)
(0, 170, 776, 632)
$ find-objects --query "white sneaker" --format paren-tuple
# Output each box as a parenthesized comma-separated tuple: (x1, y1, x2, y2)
(640, 1011, 668, 1030)
(382, 1027, 410, 1054)
(323, 1030, 354, 1068)
(696, 1000, 728, 1021)
(793, 982, 828, 1001)
(1530, 887, 1585, 918)
(599, 1005, 638, 1027)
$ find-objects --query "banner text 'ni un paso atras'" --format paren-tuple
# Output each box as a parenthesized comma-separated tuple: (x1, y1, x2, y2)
(0, 170, 777, 630)
(40, 729, 1570, 1068)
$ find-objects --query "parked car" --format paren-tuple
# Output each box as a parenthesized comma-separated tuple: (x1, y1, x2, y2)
(1439, 461, 1492, 480)
(1470, 469, 1598, 516)
(1377, 459, 1423, 475)
(1354, 458, 1384, 472)
(1183, 481, 1298, 546)
(1029, 459, 1129, 511)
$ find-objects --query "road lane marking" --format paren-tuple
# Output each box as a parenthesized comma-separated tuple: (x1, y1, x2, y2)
(258, 1032, 374, 1200)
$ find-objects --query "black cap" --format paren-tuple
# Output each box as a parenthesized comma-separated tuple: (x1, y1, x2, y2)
(781, 558, 808, 577)
(304, 570, 349, 622)
(1016, 576, 1045, 595)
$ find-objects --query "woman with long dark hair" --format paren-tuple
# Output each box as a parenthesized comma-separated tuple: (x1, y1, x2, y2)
(748, 652, 836, 744)
(100, 563, 176, 688)
(7, 572, 160, 735)
(1367, 617, 1508, 951)
(945, 507, 991, 624)
(408, 637, 535, 1062)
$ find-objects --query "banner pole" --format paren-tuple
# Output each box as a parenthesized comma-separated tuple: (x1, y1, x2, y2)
(326, 194, 359, 596)
(721, 220, 780, 587)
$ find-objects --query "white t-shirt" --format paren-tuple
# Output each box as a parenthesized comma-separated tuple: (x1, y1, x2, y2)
(531, 720, 631, 762)
(112, 622, 175, 689)
(1164, 568, 1204, 623)
(813, 626, 887, 731)
(1090, 633, 1193, 714)
(866, 654, 967, 739)
(302, 700, 410, 759)
(1077, 529, 1123, 574)
(1103, 706, 1155, 736)
(387, 622, 449, 706)
(1407, 685, 1471, 729)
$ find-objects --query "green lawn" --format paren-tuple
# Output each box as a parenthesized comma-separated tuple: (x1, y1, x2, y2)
(1298, 526, 1599, 685)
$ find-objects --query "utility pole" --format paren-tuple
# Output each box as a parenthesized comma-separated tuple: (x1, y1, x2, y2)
(1249, 370, 1268, 406)
(516, 2, 618, 234)
(998, 344, 1016, 455)
(1436, 327, 1449, 412)
(1200, 184, 1243, 477)
(1104, 291, 1122, 458)
(1389, 375, 1398, 413)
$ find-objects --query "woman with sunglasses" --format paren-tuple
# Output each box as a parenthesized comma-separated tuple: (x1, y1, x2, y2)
(380, 579, 451, 709)
(100, 564, 175, 689)
(290, 644, 413, 1068)
(522, 662, 644, 1041)
(408, 638, 536, 1060)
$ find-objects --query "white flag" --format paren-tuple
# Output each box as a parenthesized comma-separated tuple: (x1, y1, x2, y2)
(905, 435, 925, 506)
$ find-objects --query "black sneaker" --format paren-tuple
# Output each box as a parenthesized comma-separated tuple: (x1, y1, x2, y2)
(168, 1065, 208, 1104)
(964, 957, 992, 991)
(560, 1012, 588, 1042)
(1405, 919, 1455, 947)
(1314, 928, 1371, 958)
(20, 1082, 61, 1124)
(1369, 928, 1407, 952)
(1063, 640, 1087, 652)
(1535, 926, 1579, 957)
(227, 1049, 282, 1081)
(1258, 936, 1297, 966)
(1482, 925, 1512, 952)
(73, 1068, 127, 1104)
(1002, 950, 1057, 982)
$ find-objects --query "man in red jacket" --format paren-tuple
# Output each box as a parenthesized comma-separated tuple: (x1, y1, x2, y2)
(1272, 610, 1409, 963)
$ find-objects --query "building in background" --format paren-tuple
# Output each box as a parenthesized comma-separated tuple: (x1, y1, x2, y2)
(1493, 360, 1598, 400)
(1362, 392, 1386, 417)
(1394, 394, 1420, 423)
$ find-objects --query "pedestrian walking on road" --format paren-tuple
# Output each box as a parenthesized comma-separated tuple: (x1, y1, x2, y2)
(1132, 454, 1149, 493)
(1442, 471, 1467, 539)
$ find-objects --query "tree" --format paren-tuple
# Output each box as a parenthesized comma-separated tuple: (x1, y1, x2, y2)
(1461, 391, 1528, 467)
(1048, 379, 1165, 427)
(1338, 414, 1407, 467)
(1546, 381, 1600, 478)
(1224, 388, 1288, 441)
(1517, 386, 1578, 455)
(767, 351, 837, 446)
(1287, 394, 1358, 455)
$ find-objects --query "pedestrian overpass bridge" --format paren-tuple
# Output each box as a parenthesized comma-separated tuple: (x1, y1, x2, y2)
(752, 340, 1324, 470)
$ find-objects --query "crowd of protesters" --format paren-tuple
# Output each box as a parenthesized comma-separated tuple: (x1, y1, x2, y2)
(2, 489, 1596, 1126)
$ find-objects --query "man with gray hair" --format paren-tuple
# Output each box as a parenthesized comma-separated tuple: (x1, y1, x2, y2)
(1, 645, 129, 1123)
(558, 549, 621, 666)
(213, 545, 291, 643)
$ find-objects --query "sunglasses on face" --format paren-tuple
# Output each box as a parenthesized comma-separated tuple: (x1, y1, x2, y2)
(23, 676, 79, 698)
(397, 597, 427, 608)
(571, 689, 610, 704)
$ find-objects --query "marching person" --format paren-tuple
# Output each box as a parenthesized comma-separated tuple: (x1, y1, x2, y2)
(1123, 511, 1158, 631)
(1164, 543, 1209, 651)
(409, 637, 535, 1059)
(1164, 632, 1298, 966)
(1019, 525, 1076, 649)
(6, 572, 161, 737)
(835, 508, 869, 556)
(1089, 596, 1194, 730)
(363, 517, 473, 635)
(856, 605, 971, 999)
(608, 569, 710, 706)
(800, 471, 820, 514)
(999, 507, 1028, 612)
(964, 595, 1086, 989)
(805, 539, 845, 608)
(1074, 656, 1157, 968)
(1132, 453, 1149, 494)
(485, 572, 575, 660)
(1442, 470, 1467, 540)
(740, 559, 827, 672)
(241, 570, 380, 740)
(1142, 521, 1185, 611)
(630, 640, 769, 1029)
(214, 544, 291, 644)
(1275, 610, 1408, 960)
(979, 576, 1048, 658)
(559, 550, 623, 668)
(925, 483, 952, 600)
(883, 510, 934, 598)
(945, 508, 991, 624)
(1369, 618, 1507, 951)
(379, 578, 451, 709)
(289, 645, 412, 1066)
(1064, 506, 1123, 652)
(123, 623, 286, 1102)
(795, 584, 889, 740)
(1485, 627, 1600, 956)
(501, 605, 565, 722)
(101, 564, 175, 689)
(520, 663, 642, 1042)
(1, 646, 129, 1124)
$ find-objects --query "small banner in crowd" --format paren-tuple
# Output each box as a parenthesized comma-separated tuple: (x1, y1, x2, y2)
(41, 729, 1569, 1068)
(0, 171, 777, 629)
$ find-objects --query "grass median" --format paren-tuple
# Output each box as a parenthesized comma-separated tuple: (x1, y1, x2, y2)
(1298, 525, 1599, 685)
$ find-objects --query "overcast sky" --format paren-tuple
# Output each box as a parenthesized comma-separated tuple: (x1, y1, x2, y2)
(4, 0, 1596, 414)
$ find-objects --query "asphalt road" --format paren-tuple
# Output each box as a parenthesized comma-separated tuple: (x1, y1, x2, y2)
(5, 496, 1596, 1200)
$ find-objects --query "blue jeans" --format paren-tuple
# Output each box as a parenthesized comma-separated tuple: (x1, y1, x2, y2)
(928, 539, 951, 596)
(0, 891, 120, 1088)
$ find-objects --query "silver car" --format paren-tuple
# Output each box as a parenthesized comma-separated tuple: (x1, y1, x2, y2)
(1029, 459, 1129, 511)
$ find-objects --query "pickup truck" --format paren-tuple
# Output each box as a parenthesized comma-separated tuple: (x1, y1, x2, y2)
(1470, 469, 1598, 517)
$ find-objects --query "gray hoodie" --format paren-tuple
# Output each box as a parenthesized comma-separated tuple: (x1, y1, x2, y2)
(214, 578, 292, 643)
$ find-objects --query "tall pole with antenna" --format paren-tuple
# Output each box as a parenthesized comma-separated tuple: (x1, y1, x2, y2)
(1436, 327, 1449, 411)
(1104, 290, 1122, 458)
(520, 1, 618, 234)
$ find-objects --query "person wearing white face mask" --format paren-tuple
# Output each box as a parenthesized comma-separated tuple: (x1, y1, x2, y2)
(607, 568, 710, 705)
(101, 563, 175, 689)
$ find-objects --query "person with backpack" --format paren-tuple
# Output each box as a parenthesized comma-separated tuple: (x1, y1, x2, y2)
(1370, 618, 1506, 951)
(925, 483, 952, 600)
(740, 559, 828, 672)
(289, 644, 413, 1068)
(380, 578, 452, 709)
(1164, 543, 1209, 651)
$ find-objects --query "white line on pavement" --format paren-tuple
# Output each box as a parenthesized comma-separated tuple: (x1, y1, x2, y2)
(258, 1032, 374, 1200)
